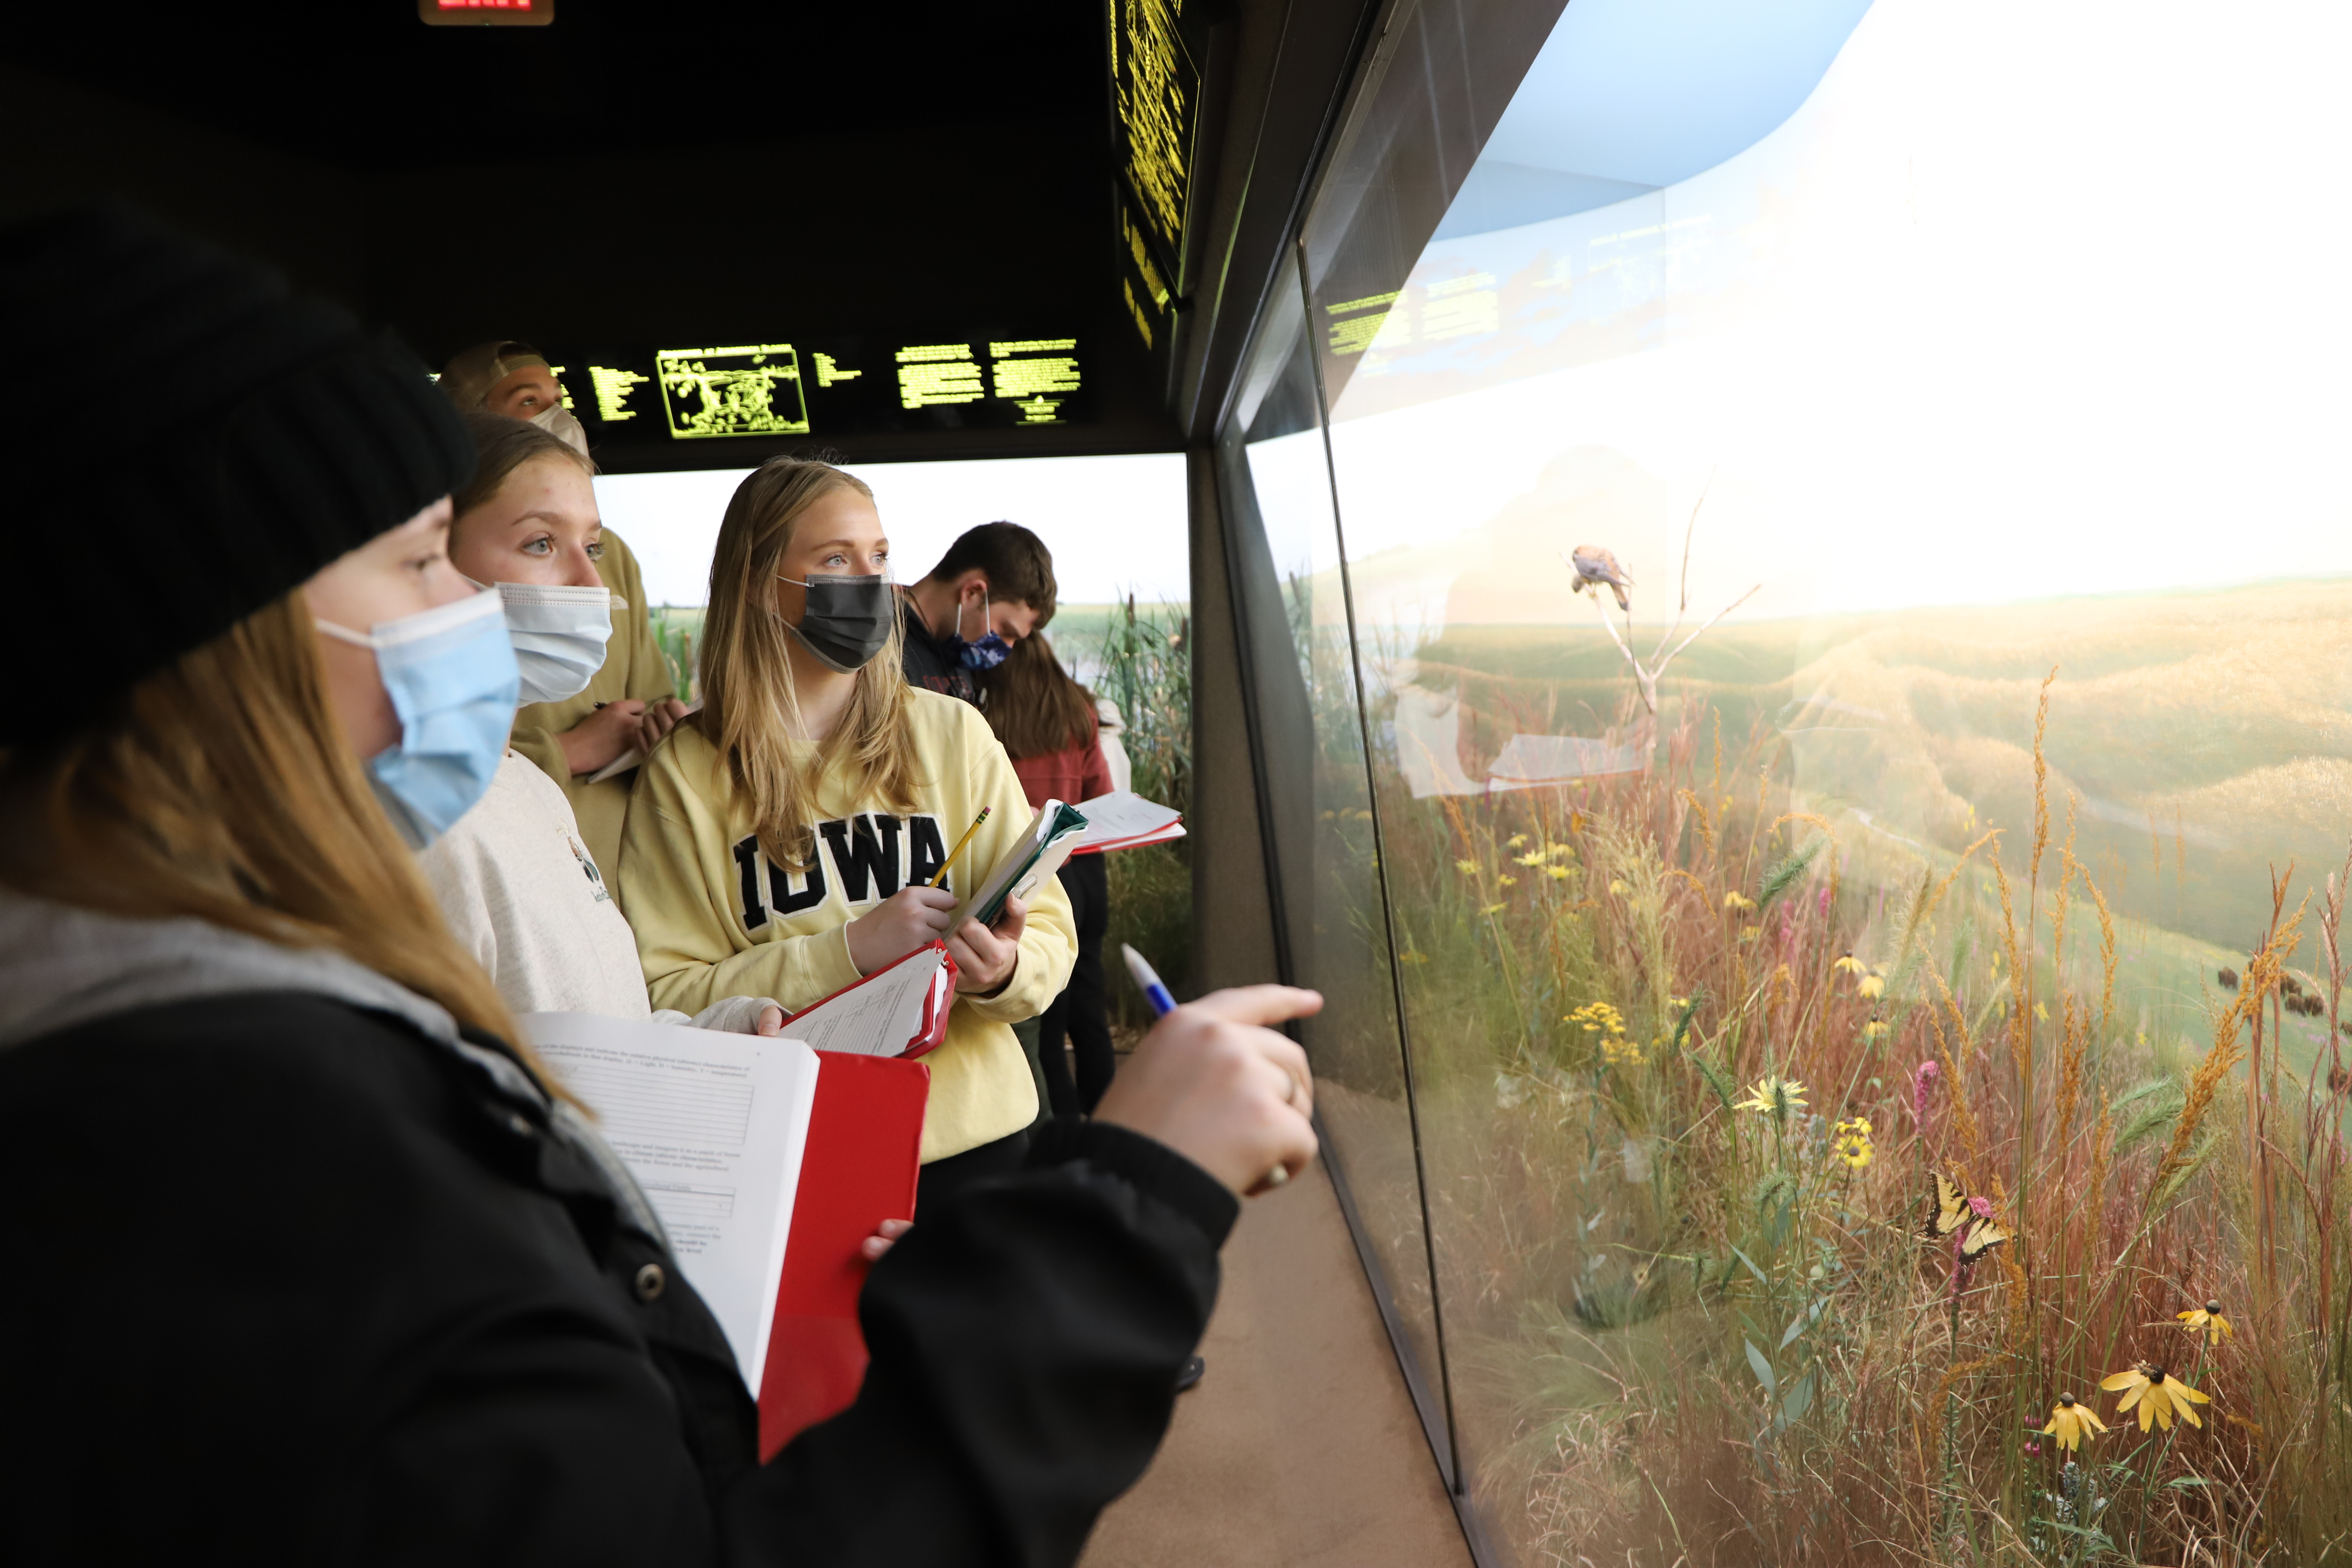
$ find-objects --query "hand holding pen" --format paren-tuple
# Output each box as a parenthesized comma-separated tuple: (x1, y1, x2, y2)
(1096, 946, 1320, 1196)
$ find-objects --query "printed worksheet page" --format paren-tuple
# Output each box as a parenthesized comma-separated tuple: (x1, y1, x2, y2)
(521, 1013, 819, 1389)
(785, 948, 946, 1057)
(1073, 790, 1181, 845)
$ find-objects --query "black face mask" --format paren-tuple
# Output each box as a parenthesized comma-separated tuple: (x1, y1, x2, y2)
(777, 573, 895, 672)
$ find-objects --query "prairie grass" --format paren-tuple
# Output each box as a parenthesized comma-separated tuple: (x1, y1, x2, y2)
(1350, 672, 2352, 1565)
(1054, 596, 1193, 1023)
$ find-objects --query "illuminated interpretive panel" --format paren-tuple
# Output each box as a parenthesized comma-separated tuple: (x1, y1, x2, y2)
(655, 344, 810, 440)
(1108, 0, 1203, 351)
(536, 331, 1090, 448)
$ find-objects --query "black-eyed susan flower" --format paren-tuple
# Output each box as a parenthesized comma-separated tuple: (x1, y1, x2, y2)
(1861, 1020, 1890, 1044)
(2042, 1394, 2108, 1454)
(1724, 891, 1756, 914)
(1498, 875, 1517, 888)
(1857, 973, 1886, 1001)
(1734, 1075, 1808, 1119)
(1546, 865, 1572, 881)
(2177, 1300, 2232, 1346)
(1831, 1116, 1874, 1168)
(1455, 858, 1479, 875)
(1506, 833, 1527, 848)
(1833, 953, 1865, 975)
(1515, 850, 1547, 867)
(2100, 1362, 2211, 1431)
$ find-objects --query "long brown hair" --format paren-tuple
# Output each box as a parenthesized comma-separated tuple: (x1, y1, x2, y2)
(0, 592, 520, 1049)
(978, 630, 1096, 761)
(698, 457, 919, 870)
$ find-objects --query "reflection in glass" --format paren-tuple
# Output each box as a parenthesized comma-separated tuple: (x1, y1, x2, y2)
(1225, 279, 1456, 1469)
(1290, 0, 2352, 1560)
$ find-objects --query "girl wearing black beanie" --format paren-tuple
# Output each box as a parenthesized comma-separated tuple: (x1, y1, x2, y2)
(0, 206, 1321, 1565)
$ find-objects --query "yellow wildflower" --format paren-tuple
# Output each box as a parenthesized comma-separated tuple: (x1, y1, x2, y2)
(2100, 1362, 2211, 1432)
(1733, 1076, 1808, 1119)
(1608, 879, 1629, 896)
(1600, 1034, 1645, 1069)
(1724, 891, 1756, 914)
(1455, 859, 1479, 875)
(1833, 954, 1865, 975)
(1546, 865, 1572, 881)
(1498, 875, 1517, 888)
(1861, 1020, 1890, 1044)
(2034, 1000, 2049, 1022)
(1514, 851, 1547, 867)
(1568, 1001, 1627, 1035)
(1480, 902, 1506, 916)
(2177, 1300, 2233, 1346)
(1857, 974, 1886, 1000)
(1506, 834, 1527, 848)
(2041, 1394, 2109, 1454)
(1547, 843, 1573, 861)
(1831, 1116, 1874, 1168)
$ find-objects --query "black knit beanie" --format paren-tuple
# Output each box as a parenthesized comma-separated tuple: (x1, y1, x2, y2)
(0, 204, 476, 746)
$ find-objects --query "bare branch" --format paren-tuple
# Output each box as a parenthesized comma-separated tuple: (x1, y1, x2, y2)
(1655, 583, 1763, 676)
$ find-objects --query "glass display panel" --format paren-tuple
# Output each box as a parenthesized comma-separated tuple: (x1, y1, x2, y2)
(1225, 277, 1456, 1465)
(1291, 0, 2352, 1560)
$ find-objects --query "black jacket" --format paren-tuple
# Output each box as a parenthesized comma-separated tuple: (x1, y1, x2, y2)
(900, 599, 979, 706)
(0, 992, 1231, 1565)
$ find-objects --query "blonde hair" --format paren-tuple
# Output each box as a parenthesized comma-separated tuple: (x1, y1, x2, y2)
(699, 457, 919, 870)
(0, 592, 522, 1052)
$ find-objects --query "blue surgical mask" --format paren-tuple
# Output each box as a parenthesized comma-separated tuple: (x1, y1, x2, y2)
(316, 590, 519, 849)
(493, 581, 613, 705)
(953, 600, 1012, 671)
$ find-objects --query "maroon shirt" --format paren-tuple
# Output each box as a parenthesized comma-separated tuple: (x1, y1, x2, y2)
(1008, 715, 1112, 811)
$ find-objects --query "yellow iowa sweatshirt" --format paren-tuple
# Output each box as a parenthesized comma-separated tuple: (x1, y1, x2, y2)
(616, 689, 1076, 1161)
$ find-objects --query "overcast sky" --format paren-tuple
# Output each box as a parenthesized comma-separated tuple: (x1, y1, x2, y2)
(595, 451, 1189, 609)
(1315, 0, 2352, 631)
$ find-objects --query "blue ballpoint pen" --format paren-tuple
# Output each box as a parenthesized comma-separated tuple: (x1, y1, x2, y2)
(1120, 944, 1178, 1017)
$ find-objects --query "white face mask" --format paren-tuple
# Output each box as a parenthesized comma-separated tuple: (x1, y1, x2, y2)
(495, 581, 613, 704)
(530, 402, 590, 458)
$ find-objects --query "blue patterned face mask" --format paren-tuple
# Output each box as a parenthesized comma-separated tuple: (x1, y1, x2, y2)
(953, 600, 1012, 670)
(316, 589, 519, 849)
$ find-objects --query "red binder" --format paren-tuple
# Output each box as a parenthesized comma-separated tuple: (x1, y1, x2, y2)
(755, 1049, 930, 1458)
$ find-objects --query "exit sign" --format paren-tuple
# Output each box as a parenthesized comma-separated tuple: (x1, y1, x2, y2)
(418, 0, 553, 25)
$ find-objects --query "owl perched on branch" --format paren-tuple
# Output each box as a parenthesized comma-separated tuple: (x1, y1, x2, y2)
(1570, 545, 1633, 611)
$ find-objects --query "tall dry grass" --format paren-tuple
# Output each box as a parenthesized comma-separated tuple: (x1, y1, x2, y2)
(1355, 674, 2352, 1565)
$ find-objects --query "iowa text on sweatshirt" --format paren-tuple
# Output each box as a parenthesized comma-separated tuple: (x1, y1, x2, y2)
(617, 689, 1077, 1161)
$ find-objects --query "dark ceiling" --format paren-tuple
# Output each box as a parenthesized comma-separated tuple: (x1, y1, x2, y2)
(2, 1, 1179, 464)
(5, 2, 1108, 176)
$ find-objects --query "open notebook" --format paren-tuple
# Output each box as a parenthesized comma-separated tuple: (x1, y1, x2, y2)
(521, 1012, 929, 1457)
(949, 799, 1090, 928)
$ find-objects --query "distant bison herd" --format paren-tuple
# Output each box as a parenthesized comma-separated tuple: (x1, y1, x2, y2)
(2217, 963, 2341, 1024)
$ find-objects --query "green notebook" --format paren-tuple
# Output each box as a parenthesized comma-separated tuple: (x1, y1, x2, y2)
(951, 800, 1090, 929)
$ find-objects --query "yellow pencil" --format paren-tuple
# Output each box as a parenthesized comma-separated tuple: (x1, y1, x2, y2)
(928, 806, 991, 888)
